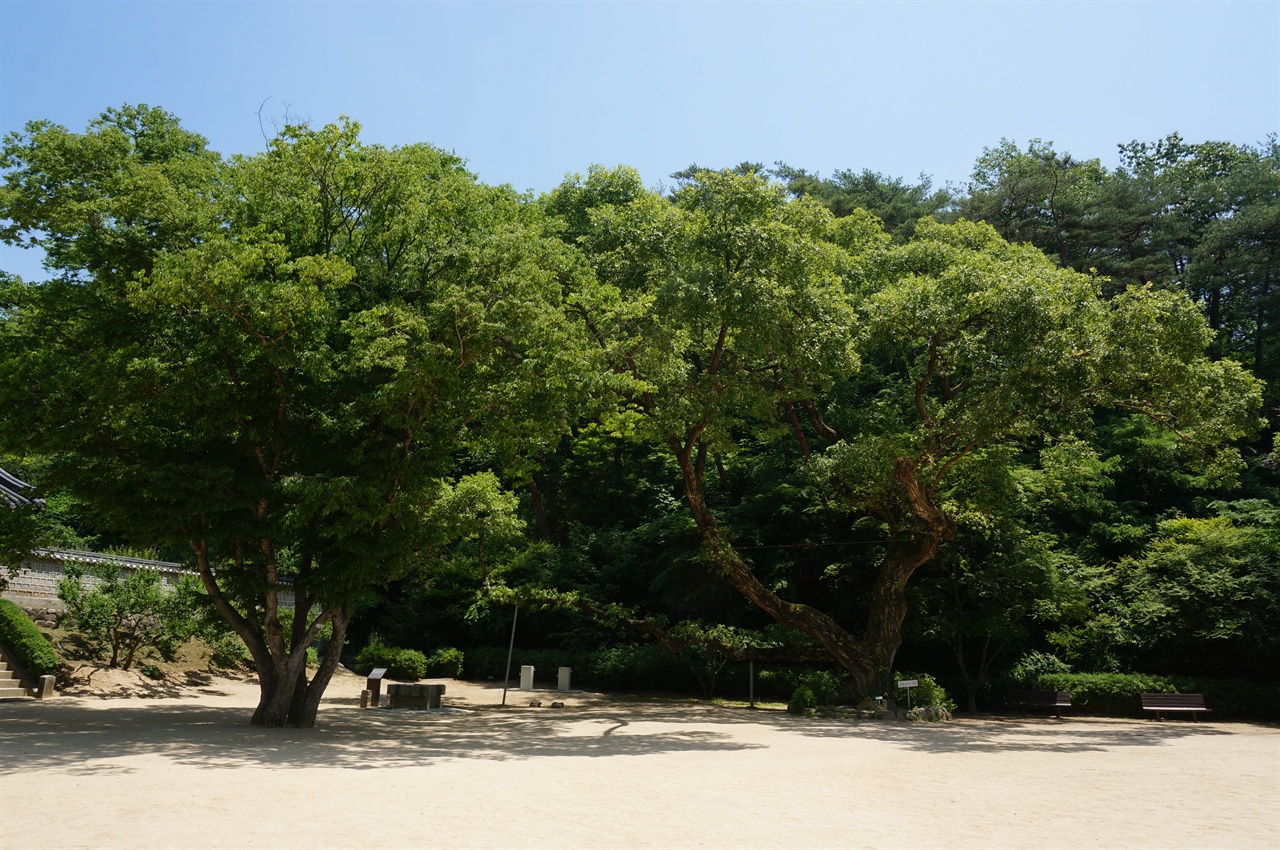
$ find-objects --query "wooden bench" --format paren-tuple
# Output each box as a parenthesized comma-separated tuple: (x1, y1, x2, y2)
(1141, 693, 1210, 721)
(1008, 689, 1072, 719)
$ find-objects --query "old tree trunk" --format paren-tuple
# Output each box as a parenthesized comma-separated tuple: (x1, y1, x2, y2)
(193, 542, 349, 728)
(675, 438, 952, 700)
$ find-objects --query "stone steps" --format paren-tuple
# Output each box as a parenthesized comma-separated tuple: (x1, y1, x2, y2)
(0, 652, 35, 699)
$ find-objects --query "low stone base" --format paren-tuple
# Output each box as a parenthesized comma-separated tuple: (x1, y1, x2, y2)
(386, 683, 445, 709)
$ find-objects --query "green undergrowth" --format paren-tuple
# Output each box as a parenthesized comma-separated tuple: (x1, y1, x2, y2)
(0, 598, 58, 677)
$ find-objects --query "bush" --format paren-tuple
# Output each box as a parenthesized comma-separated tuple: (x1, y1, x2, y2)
(893, 671, 957, 713)
(584, 643, 694, 691)
(425, 647, 464, 679)
(209, 634, 251, 670)
(0, 598, 58, 677)
(356, 634, 427, 680)
(1008, 650, 1072, 684)
(787, 685, 818, 715)
(753, 666, 847, 704)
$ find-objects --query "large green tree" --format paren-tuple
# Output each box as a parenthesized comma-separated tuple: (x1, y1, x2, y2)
(542, 164, 865, 657)
(0, 107, 591, 726)
(811, 218, 1261, 696)
(551, 169, 1261, 698)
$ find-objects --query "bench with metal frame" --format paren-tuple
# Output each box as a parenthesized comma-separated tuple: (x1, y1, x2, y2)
(1008, 689, 1072, 719)
(1141, 693, 1211, 721)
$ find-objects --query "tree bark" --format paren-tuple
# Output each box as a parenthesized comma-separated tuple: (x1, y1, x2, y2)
(190, 539, 345, 728)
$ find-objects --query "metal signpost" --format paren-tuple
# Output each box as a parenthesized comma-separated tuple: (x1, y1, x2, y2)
(897, 678, 918, 711)
(502, 604, 518, 706)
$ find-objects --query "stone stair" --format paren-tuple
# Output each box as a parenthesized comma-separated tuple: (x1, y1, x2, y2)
(0, 648, 34, 699)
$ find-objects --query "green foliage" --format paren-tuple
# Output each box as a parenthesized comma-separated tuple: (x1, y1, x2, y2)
(1008, 650, 1072, 684)
(0, 598, 58, 677)
(759, 667, 847, 706)
(772, 162, 953, 241)
(0, 106, 599, 726)
(209, 634, 251, 670)
(56, 562, 202, 670)
(356, 634, 427, 680)
(787, 685, 818, 714)
(961, 134, 1280, 413)
(425, 647, 465, 678)
(893, 671, 957, 712)
(140, 664, 163, 680)
(1048, 500, 1280, 677)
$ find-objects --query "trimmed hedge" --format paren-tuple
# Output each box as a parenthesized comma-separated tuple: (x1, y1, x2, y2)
(355, 634, 427, 680)
(1032, 672, 1280, 720)
(0, 598, 58, 677)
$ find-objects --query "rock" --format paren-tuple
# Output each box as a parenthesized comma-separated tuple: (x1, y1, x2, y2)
(550, 701, 564, 708)
(528, 700, 542, 707)
(906, 706, 953, 722)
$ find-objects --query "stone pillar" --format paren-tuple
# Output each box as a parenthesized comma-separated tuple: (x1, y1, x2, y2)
(519, 665, 534, 690)
(557, 667, 572, 691)
(37, 675, 56, 699)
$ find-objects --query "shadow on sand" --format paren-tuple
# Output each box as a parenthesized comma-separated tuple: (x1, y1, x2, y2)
(0, 692, 1249, 776)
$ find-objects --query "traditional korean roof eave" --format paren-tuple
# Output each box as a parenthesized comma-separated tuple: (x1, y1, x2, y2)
(32, 547, 188, 575)
(1, 467, 46, 511)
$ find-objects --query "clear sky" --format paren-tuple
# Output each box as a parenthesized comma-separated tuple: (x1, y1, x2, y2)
(2, 0, 1277, 280)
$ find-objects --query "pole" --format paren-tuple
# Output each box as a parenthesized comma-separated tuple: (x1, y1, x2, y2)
(749, 661, 755, 709)
(502, 604, 518, 706)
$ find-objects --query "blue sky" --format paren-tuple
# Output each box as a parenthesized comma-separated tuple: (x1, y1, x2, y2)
(2, 0, 1277, 280)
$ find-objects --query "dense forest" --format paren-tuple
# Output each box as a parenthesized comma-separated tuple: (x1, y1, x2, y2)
(1, 106, 1277, 725)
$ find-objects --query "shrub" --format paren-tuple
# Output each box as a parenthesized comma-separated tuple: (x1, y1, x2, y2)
(356, 634, 427, 680)
(0, 598, 58, 677)
(756, 667, 848, 704)
(584, 643, 693, 691)
(140, 664, 164, 680)
(1033, 672, 1171, 716)
(1008, 650, 1072, 685)
(893, 671, 957, 712)
(788, 685, 818, 715)
(209, 634, 251, 670)
(425, 647, 464, 679)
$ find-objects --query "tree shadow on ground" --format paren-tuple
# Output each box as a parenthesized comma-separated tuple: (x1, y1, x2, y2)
(0, 697, 769, 774)
(693, 702, 1252, 754)
(4, 690, 1260, 776)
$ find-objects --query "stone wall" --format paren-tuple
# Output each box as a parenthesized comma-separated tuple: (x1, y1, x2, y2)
(1, 548, 294, 611)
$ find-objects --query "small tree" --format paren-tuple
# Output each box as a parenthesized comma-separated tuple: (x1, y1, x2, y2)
(57, 562, 201, 670)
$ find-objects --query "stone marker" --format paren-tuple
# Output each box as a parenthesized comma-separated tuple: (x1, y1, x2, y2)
(519, 664, 534, 690)
(557, 666, 572, 691)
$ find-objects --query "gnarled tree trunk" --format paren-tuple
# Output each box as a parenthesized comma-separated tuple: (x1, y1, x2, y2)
(672, 438, 952, 701)
(192, 540, 348, 728)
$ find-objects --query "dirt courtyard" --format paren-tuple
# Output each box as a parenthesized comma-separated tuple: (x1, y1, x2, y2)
(2, 669, 1277, 850)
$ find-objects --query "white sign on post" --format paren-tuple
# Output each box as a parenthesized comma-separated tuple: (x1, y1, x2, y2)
(898, 679, 918, 688)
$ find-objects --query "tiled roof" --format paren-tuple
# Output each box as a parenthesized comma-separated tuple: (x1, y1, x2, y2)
(32, 547, 188, 574)
(30, 547, 295, 586)
(0, 468, 45, 510)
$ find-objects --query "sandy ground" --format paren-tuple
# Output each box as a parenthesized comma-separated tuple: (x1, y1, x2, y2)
(2, 668, 1278, 850)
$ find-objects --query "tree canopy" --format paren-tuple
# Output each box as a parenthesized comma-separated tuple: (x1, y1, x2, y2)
(0, 108, 594, 725)
(1, 107, 1275, 717)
